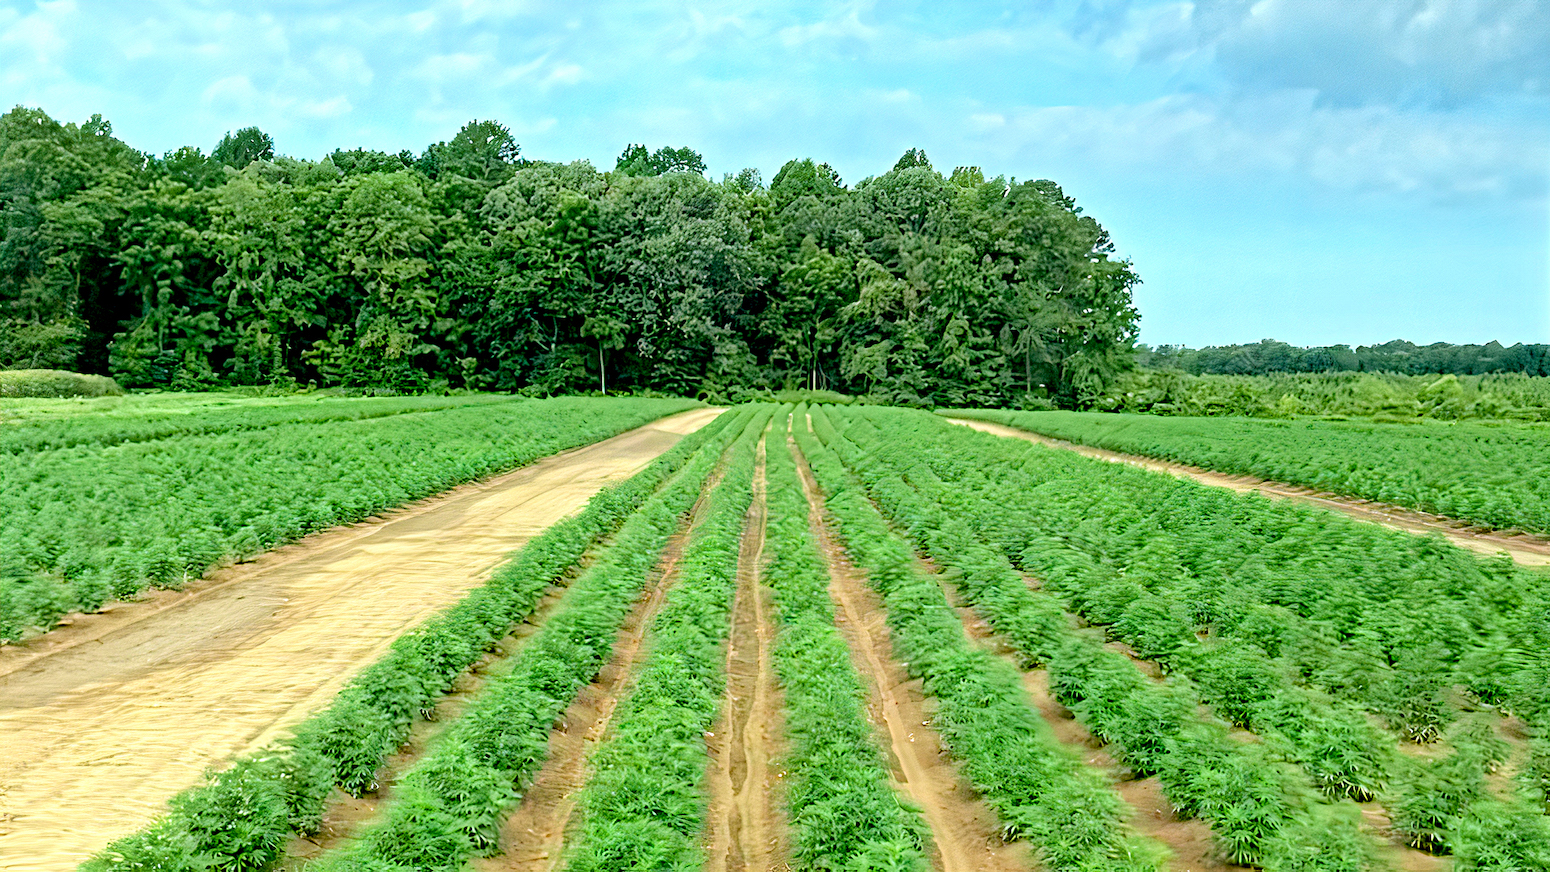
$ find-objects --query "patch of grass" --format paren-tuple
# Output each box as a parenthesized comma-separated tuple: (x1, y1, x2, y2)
(0, 369, 123, 398)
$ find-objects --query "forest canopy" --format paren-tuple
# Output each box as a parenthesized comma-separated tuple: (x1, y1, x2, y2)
(0, 107, 1140, 407)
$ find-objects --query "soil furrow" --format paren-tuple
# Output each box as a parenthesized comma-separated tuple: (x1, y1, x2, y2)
(704, 435, 788, 872)
(793, 451, 1027, 872)
(946, 417, 1550, 568)
(473, 456, 730, 872)
(0, 407, 723, 872)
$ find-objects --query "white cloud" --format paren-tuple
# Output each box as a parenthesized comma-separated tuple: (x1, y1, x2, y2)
(972, 91, 1546, 206)
(778, 6, 877, 49)
(299, 95, 353, 119)
(542, 63, 583, 87)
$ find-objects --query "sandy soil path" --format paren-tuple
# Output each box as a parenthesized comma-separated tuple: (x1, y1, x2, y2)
(948, 418, 1550, 568)
(793, 447, 1029, 872)
(703, 436, 788, 872)
(0, 407, 723, 872)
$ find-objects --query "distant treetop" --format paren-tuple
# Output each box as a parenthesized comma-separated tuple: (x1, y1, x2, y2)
(1137, 338, 1550, 377)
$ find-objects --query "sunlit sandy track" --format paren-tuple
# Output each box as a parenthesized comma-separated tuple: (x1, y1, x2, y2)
(949, 417, 1550, 568)
(0, 406, 723, 872)
(703, 436, 788, 872)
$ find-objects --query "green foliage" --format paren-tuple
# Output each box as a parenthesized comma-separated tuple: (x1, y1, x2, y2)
(0, 368, 121, 396)
(210, 127, 275, 170)
(837, 405, 1550, 865)
(613, 143, 707, 177)
(948, 408, 1550, 533)
(1138, 338, 1550, 379)
(1, 105, 1138, 406)
(0, 395, 694, 640)
(1095, 368, 1550, 420)
(564, 407, 772, 871)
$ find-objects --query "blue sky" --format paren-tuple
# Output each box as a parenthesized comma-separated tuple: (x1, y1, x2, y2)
(2, 0, 1546, 347)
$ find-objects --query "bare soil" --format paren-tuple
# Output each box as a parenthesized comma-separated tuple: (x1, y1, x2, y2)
(703, 436, 791, 872)
(948, 418, 1550, 568)
(0, 407, 723, 872)
(473, 442, 729, 872)
(792, 445, 1030, 872)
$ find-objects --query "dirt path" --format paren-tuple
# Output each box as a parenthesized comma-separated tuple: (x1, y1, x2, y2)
(0, 407, 724, 872)
(793, 450, 1028, 872)
(948, 418, 1550, 568)
(473, 446, 731, 872)
(703, 436, 788, 872)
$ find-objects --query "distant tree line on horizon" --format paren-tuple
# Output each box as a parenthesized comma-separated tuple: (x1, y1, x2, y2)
(0, 107, 1139, 408)
(1138, 338, 1550, 378)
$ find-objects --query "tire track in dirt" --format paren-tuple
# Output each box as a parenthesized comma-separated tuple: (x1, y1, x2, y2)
(473, 453, 731, 872)
(947, 417, 1550, 568)
(0, 407, 723, 872)
(793, 450, 1028, 872)
(703, 435, 789, 872)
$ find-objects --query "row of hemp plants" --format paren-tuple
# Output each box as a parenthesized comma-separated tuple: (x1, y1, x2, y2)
(763, 408, 931, 871)
(818, 406, 1380, 871)
(3, 395, 699, 641)
(793, 406, 1168, 872)
(558, 405, 773, 871)
(836, 406, 1550, 869)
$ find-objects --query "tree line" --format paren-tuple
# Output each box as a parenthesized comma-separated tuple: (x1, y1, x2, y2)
(0, 108, 1140, 407)
(1138, 339, 1550, 378)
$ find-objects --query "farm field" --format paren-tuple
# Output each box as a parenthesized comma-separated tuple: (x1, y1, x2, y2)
(0, 393, 699, 642)
(6, 400, 1549, 872)
(0, 403, 720, 871)
(947, 409, 1550, 543)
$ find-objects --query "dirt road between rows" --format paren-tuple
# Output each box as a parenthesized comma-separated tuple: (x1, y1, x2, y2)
(703, 436, 788, 872)
(949, 418, 1550, 568)
(0, 406, 724, 872)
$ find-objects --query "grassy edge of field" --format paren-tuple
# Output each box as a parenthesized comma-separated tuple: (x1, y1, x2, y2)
(80, 406, 745, 872)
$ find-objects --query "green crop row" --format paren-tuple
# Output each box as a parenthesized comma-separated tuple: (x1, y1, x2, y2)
(946, 409, 1550, 535)
(823, 407, 1399, 868)
(794, 406, 1167, 872)
(83, 406, 745, 872)
(832, 406, 1550, 868)
(922, 411, 1550, 735)
(810, 405, 1373, 870)
(560, 405, 773, 871)
(1, 395, 698, 642)
(762, 409, 930, 871)
(0, 392, 515, 455)
(854, 409, 1541, 857)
